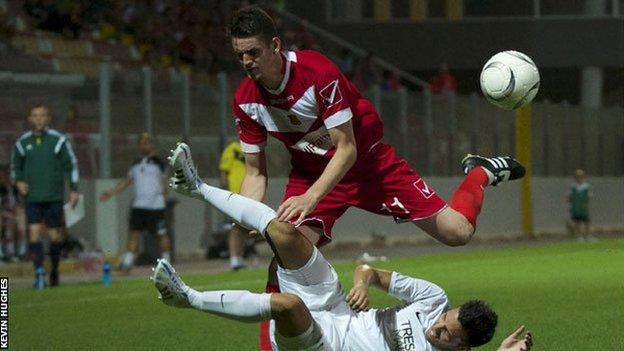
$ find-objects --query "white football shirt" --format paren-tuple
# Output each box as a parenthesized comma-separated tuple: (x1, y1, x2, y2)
(127, 156, 166, 210)
(344, 272, 449, 351)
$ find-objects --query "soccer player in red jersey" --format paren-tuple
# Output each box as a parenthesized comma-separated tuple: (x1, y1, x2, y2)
(227, 7, 525, 349)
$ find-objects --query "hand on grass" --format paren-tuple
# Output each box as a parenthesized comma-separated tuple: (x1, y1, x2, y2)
(497, 326, 533, 351)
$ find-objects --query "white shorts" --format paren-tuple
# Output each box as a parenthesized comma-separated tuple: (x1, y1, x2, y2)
(270, 247, 355, 351)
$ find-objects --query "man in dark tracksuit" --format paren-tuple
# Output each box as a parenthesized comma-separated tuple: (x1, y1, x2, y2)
(11, 104, 80, 288)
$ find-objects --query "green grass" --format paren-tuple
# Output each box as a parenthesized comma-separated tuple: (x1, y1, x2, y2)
(11, 239, 623, 350)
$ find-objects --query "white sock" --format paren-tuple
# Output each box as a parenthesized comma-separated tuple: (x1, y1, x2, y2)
(479, 166, 496, 185)
(230, 256, 242, 268)
(198, 183, 276, 236)
(121, 252, 135, 267)
(161, 251, 171, 261)
(5, 240, 14, 257)
(18, 240, 27, 256)
(187, 289, 272, 323)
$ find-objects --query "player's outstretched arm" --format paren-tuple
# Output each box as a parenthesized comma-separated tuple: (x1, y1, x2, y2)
(99, 178, 133, 202)
(346, 264, 392, 311)
(497, 326, 533, 351)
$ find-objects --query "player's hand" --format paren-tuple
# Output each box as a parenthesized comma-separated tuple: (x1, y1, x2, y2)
(232, 223, 259, 237)
(69, 191, 80, 209)
(99, 191, 112, 202)
(276, 192, 319, 225)
(497, 326, 533, 351)
(16, 181, 28, 196)
(346, 283, 370, 312)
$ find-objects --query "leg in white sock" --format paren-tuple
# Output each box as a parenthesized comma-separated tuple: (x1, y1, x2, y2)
(230, 255, 243, 269)
(120, 251, 135, 269)
(197, 183, 276, 236)
(169, 144, 276, 235)
(187, 288, 314, 339)
(18, 238, 27, 257)
(187, 289, 272, 323)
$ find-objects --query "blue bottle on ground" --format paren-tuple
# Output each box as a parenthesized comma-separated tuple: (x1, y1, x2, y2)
(102, 262, 111, 286)
(34, 266, 46, 290)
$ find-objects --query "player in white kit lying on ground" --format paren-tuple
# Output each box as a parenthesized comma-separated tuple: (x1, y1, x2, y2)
(152, 142, 533, 351)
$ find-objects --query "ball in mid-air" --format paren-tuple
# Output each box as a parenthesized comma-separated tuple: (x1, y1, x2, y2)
(480, 50, 540, 110)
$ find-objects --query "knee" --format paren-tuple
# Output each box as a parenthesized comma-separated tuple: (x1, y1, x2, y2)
(48, 229, 63, 243)
(272, 293, 306, 320)
(445, 235, 470, 247)
(29, 230, 41, 243)
(266, 221, 300, 247)
(443, 226, 473, 247)
(268, 221, 298, 237)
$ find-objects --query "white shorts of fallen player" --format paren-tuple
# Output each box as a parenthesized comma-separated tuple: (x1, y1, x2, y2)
(269, 248, 391, 351)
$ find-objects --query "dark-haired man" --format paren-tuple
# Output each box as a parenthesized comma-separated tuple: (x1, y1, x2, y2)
(153, 142, 533, 351)
(226, 7, 526, 348)
(11, 104, 80, 288)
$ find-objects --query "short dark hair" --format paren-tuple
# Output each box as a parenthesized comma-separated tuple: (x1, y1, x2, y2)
(458, 300, 498, 347)
(29, 103, 50, 113)
(138, 132, 153, 143)
(227, 6, 277, 43)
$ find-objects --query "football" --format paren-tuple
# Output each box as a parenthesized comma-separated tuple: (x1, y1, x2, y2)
(480, 50, 540, 110)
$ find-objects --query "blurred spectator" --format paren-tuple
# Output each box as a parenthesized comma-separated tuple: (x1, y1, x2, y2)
(293, 20, 319, 50)
(65, 1, 83, 38)
(65, 104, 96, 134)
(99, 133, 171, 272)
(11, 103, 80, 288)
(352, 53, 382, 92)
(14, 1, 309, 74)
(0, 163, 27, 261)
(429, 63, 458, 95)
(0, 4, 15, 44)
(566, 169, 594, 241)
(219, 140, 257, 270)
(281, 27, 298, 51)
(334, 48, 355, 78)
(380, 70, 403, 92)
(24, 0, 82, 38)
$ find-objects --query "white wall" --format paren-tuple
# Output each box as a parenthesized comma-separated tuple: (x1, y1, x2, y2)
(76, 177, 623, 255)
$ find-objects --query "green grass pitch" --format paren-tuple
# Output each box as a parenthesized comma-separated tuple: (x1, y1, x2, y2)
(11, 239, 623, 350)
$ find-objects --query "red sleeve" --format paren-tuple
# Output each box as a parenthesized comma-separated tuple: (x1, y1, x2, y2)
(232, 100, 267, 153)
(315, 61, 354, 129)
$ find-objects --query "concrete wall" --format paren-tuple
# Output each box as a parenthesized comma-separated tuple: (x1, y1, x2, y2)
(73, 177, 623, 255)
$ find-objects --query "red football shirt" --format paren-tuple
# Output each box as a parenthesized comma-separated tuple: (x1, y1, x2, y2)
(233, 50, 384, 179)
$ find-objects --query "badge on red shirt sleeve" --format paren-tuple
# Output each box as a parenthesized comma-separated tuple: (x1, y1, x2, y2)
(317, 74, 352, 129)
(319, 79, 343, 108)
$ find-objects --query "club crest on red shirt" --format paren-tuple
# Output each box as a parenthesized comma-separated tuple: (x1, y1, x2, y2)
(319, 79, 343, 108)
